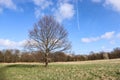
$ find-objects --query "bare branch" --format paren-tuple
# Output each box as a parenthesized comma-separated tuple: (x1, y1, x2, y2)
(26, 15, 71, 66)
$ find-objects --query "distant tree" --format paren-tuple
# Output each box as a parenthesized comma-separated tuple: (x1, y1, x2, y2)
(110, 47, 120, 58)
(4, 50, 12, 63)
(88, 51, 96, 60)
(80, 55, 88, 61)
(12, 49, 20, 62)
(103, 53, 109, 59)
(0, 51, 4, 62)
(26, 15, 71, 67)
(53, 52, 67, 62)
(21, 52, 30, 62)
(67, 55, 74, 61)
(32, 51, 44, 62)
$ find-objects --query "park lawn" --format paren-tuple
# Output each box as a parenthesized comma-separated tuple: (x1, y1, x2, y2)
(0, 59, 120, 80)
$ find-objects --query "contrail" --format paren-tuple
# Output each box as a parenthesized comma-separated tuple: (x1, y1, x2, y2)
(76, 0, 80, 30)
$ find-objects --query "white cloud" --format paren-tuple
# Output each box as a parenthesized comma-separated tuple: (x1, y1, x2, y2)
(81, 37, 99, 43)
(91, 0, 120, 13)
(101, 31, 115, 39)
(0, 39, 26, 49)
(33, 0, 53, 18)
(91, 0, 101, 3)
(0, 0, 16, 10)
(33, 0, 53, 10)
(81, 31, 115, 43)
(104, 0, 120, 12)
(0, 39, 16, 47)
(33, 0, 75, 21)
(17, 40, 27, 47)
(55, 2, 75, 22)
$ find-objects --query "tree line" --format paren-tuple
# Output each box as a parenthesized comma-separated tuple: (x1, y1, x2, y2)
(0, 47, 120, 63)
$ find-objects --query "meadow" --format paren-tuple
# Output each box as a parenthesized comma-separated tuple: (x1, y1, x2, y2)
(0, 59, 120, 80)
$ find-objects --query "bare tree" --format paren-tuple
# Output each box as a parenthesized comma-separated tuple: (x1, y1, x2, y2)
(26, 15, 71, 67)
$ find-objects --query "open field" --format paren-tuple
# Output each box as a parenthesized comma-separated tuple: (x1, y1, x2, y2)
(0, 59, 120, 80)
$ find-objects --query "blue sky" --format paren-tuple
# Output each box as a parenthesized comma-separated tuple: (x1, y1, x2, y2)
(0, 0, 120, 54)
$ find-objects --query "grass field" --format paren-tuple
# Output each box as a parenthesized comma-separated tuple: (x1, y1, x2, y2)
(0, 59, 120, 80)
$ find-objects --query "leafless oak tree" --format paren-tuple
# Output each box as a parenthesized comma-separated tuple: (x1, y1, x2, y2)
(27, 15, 71, 67)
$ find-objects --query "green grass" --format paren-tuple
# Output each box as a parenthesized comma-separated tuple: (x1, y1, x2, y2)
(0, 59, 120, 80)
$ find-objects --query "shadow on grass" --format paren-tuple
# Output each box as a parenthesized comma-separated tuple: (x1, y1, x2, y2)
(6, 64, 43, 68)
(6, 64, 42, 68)
(0, 64, 44, 80)
(0, 66, 7, 80)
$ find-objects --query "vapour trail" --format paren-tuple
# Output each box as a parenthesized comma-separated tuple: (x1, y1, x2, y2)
(76, 0, 80, 30)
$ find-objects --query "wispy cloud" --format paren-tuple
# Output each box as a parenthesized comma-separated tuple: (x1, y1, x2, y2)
(91, 0, 120, 13)
(0, 0, 75, 21)
(91, 0, 101, 3)
(33, 0, 53, 18)
(0, 39, 26, 49)
(104, 0, 120, 12)
(33, 0, 53, 10)
(33, 0, 75, 20)
(0, 0, 16, 10)
(81, 31, 115, 43)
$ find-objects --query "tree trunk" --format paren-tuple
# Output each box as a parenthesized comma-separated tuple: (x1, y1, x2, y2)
(45, 53, 48, 67)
